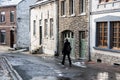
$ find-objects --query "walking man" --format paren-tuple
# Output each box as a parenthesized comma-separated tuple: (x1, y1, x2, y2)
(61, 39, 72, 67)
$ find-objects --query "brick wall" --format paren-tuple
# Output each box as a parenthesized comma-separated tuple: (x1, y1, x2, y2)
(0, 6, 16, 47)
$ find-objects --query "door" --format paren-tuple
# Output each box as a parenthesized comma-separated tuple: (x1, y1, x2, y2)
(62, 31, 75, 58)
(79, 31, 86, 58)
(39, 26, 42, 45)
(10, 30, 14, 48)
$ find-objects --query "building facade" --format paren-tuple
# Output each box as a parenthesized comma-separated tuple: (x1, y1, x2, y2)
(59, 0, 89, 59)
(0, 0, 18, 47)
(30, 0, 58, 55)
(16, 0, 37, 49)
(90, 0, 120, 65)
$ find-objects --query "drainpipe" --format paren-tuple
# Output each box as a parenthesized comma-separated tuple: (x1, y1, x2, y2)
(88, 0, 92, 61)
(54, 0, 59, 56)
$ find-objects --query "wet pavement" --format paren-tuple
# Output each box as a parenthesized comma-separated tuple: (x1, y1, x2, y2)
(0, 46, 120, 80)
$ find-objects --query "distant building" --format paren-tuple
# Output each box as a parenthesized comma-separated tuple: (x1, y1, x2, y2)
(0, 0, 22, 48)
(16, 0, 37, 49)
(58, 0, 89, 59)
(90, 0, 120, 65)
(30, 0, 58, 55)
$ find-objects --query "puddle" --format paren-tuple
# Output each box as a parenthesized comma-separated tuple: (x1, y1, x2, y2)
(31, 76, 71, 80)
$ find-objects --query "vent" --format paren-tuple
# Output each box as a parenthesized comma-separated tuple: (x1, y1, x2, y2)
(113, 63, 120, 66)
(97, 59, 102, 63)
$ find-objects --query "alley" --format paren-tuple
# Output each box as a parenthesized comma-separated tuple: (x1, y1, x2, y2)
(0, 50, 120, 80)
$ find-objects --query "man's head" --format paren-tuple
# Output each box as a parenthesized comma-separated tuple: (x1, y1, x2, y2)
(65, 39, 68, 42)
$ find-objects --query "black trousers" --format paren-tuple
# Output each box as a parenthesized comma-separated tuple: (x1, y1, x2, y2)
(62, 53, 72, 66)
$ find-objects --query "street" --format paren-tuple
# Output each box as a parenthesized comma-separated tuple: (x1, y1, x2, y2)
(0, 50, 119, 80)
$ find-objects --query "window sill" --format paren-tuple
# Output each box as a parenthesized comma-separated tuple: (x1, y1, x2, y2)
(0, 43, 6, 45)
(94, 47, 120, 53)
(10, 22, 15, 24)
(79, 12, 86, 16)
(60, 15, 66, 17)
(50, 37, 54, 40)
(70, 14, 75, 17)
(0, 22, 6, 24)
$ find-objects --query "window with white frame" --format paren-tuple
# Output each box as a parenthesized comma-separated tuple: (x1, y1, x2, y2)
(44, 19, 48, 37)
(50, 18, 53, 38)
(61, 0, 65, 16)
(69, 0, 74, 15)
(33, 20, 36, 35)
(79, 0, 86, 14)
(0, 12, 5, 22)
(96, 21, 120, 50)
(0, 30, 6, 44)
(10, 11, 14, 22)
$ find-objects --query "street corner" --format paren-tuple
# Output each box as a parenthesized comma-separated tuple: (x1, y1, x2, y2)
(0, 56, 23, 80)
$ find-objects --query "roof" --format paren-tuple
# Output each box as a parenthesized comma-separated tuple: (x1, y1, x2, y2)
(35, 0, 48, 5)
(0, 0, 22, 7)
(30, 0, 55, 8)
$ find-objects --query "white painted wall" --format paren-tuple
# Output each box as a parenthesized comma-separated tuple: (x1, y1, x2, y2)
(91, 0, 120, 12)
(30, 0, 58, 55)
(90, 0, 120, 63)
(16, 0, 37, 48)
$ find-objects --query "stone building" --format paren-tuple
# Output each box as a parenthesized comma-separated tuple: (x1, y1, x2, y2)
(59, 0, 89, 59)
(30, 0, 58, 55)
(16, 0, 37, 48)
(90, 0, 120, 65)
(16, 0, 37, 49)
(0, 0, 22, 48)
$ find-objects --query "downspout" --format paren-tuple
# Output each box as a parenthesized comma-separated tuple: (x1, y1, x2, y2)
(29, 6, 32, 52)
(54, 0, 59, 56)
(88, 0, 92, 61)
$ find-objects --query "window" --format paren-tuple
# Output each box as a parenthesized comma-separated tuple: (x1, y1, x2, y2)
(96, 22, 108, 48)
(50, 18, 53, 38)
(33, 20, 36, 35)
(0, 12, 5, 22)
(61, 1, 65, 16)
(99, 0, 115, 3)
(10, 11, 14, 22)
(96, 21, 120, 50)
(69, 0, 74, 15)
(79, 0, 86, 14)
(44, 19, 48, 37)
(39, 19, 42, 26)
(111, 22, 120, 49)
(0, 30, 6, 44)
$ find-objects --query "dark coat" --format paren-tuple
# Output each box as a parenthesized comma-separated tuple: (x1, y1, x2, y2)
(62, 41, 71, 54)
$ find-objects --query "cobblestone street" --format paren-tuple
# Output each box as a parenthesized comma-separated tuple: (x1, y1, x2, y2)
(0, 46, 120, 80)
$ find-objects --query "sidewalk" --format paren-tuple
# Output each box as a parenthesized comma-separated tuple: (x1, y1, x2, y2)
(0, 56, 22, 80)
(0, 46, 10, 52)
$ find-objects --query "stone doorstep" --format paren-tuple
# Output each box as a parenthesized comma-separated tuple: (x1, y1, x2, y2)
(0, 56, 23, 80)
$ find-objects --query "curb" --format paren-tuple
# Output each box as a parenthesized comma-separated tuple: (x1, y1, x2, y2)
(1, 56, 23, 80)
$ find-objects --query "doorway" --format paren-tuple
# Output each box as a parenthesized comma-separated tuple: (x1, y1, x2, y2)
(79, 31, 86, 59)
(62, 30, 75, 58)
(10, 29, 14, 48)
(39, 26, 42, 45)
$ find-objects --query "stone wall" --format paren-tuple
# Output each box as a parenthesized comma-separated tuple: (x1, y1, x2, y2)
(92, 52, 120, 65)
(59, 0, 89, 59)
